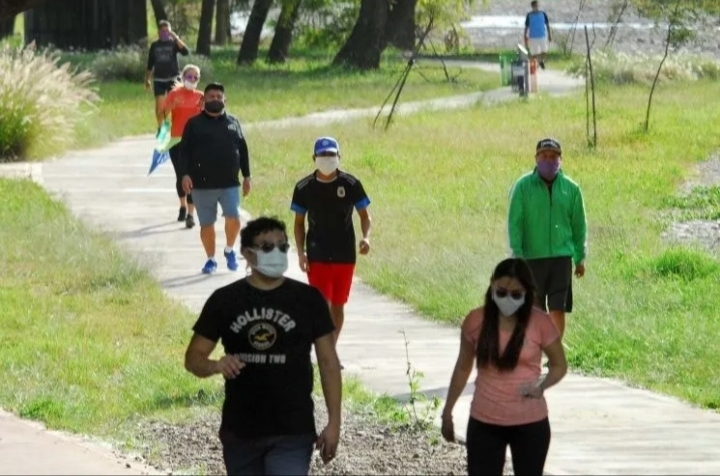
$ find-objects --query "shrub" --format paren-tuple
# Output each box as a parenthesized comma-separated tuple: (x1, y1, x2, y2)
(0, 44, 99, 161)
(84, 45, 214, 82)
(566, 49, 720, 85)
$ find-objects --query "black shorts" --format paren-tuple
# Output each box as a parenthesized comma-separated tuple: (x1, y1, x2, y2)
(527, 256, 573, 313)
(153, 79, 176, 97)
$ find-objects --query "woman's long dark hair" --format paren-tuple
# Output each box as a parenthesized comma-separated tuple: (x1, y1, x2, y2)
(476, 258, 537, 372)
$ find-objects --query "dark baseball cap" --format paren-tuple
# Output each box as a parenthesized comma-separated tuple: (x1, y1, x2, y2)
(536, 138, 562, 155)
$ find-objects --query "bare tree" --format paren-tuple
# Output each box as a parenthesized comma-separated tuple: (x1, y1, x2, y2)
(644, 0, 683, 132)
(214, 0, 230, 45)
(267, 0, 302, 64)
(584, 25, 597, 147)
(237, 0, 272, 65)
(333, 0, 418, 70)
(605, 0, 628, 49)
(196, 0, 216, 56)
(565, 0, 588, 55)
(150, 0, 168, 23)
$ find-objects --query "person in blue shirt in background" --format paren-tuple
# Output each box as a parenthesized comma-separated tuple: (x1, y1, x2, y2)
(524, 1, 552, 70)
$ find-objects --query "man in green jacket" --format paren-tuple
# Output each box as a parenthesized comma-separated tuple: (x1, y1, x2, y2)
(507, 138, 587, 336)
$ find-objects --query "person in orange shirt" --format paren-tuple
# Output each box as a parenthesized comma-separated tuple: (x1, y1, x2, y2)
(441, 258, 568, 476)
(161, 64, 204, 228)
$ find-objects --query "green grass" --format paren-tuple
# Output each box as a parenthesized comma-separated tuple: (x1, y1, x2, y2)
(70, 47, 500, 150)
(666, 186, 720, 221)
(237, 80, 720, 410)
(0, 178, 226, 436)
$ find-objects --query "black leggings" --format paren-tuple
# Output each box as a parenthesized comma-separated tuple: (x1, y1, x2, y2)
(466, 417, 550, 476)
(169, 144, 192, 204)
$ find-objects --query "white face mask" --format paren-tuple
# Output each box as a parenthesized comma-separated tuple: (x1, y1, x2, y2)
(492, 290, 525, 317)
(250, 248, 288, 278)
(184, 81, 198, 90)
(315, 156, 339, 175)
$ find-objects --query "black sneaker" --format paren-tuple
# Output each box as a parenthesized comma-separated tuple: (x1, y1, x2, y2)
(177, 207, 187, 222)
(185, 214, 195, 229)
(539, 60, 546, 70)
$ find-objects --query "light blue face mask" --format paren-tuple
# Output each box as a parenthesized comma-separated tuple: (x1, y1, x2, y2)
(249, 248, 288, 278)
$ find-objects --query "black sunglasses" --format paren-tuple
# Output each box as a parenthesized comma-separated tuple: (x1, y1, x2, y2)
(254, 242, 290, 253)
(494, 288, 525, 300)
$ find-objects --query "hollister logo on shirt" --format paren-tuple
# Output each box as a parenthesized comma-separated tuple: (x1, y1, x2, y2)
(248, 322, 277, 351)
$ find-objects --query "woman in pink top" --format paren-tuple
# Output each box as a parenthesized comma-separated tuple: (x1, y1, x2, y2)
(441, 258, 568, 475)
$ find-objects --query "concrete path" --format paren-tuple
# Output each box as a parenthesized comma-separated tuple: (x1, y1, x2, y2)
(0, 409, 157, 475)
(6, 65, 720, 474)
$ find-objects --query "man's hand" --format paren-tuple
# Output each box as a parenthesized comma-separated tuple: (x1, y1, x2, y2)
(242, 177, 251, 197)
(441, 414, 455, 442)
(182, 175, 193, 195)
(215, 354, 245, 379)
(316, 422, 340, 464)
(298, 253, 309, 273)
(145, 79, 151, 91)
(575, 262, 586, 278)
(168, 29, 178, 41)
(359, 238, 370, 255)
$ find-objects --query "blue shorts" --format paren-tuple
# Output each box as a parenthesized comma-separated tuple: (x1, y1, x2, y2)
(219, 429, 315, 476)
(191, 187, 240, 227)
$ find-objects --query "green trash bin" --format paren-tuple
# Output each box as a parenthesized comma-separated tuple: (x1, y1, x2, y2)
(499, 53, 514, 86)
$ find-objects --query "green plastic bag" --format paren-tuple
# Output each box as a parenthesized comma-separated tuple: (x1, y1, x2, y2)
(156, 120, 172, 153)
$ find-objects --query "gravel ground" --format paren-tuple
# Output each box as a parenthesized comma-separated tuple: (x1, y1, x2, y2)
(663, 154, 720, 254)
(465, 0, 720, 57)
(131, 399, 513, 475)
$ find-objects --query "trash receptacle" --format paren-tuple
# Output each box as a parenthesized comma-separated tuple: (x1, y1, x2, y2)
(511, 60, 526, 94)
(499, 52, 514, 86)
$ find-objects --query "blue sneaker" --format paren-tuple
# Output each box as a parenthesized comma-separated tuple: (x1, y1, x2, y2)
(224, 250, 238, 271)
(201, 259, 217, 275)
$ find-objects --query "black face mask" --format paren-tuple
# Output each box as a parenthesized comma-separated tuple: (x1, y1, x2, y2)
(205, 100, 224, 114)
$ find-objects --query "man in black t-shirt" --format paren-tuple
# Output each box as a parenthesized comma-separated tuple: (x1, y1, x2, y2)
(291, 137, 373, 351)
(184, 217, 342, 475)
(145, 20, 190, 131)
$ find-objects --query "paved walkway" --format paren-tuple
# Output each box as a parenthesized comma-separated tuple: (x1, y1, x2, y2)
(5, 65, 720, 475)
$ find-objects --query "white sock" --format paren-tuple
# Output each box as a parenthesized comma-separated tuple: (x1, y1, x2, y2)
(207, 256, 216, 262)
(224, 246, 234, 254)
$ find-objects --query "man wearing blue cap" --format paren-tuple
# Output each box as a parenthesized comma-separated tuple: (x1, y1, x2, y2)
(291, 137, 372, 352)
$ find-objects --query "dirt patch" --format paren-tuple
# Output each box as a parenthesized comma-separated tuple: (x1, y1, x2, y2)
(133, 399, 513, 475)
(662, 153, 720, 254)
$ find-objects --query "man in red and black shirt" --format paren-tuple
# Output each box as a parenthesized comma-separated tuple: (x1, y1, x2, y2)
(291, 137, 372, 353)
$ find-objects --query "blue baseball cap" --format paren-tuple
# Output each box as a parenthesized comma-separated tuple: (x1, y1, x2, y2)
(314, 137, 340, 155)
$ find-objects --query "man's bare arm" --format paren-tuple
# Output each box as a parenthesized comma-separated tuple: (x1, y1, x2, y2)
(294, 213, 306, 254)
(184, 333, 220, 378)
(357, 207, 371, 240)
(315, 333, 342, 427)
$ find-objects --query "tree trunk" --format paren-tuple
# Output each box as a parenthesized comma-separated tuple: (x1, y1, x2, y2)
(0, 14, 13, 37)
(384, 0, 416, 51)
(149, 0, 167, 23)
(236, 0, 272, 65)
(214, 0, 229, 45)
(196, 0, 214, 56)
(333, 0, 389, 70)
(267, 0, 302, 64)
(24, 0, 147, 50)
(0, 0, 46, 20)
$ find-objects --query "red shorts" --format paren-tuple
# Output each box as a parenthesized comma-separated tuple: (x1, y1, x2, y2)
(307, 262, 355, 306)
